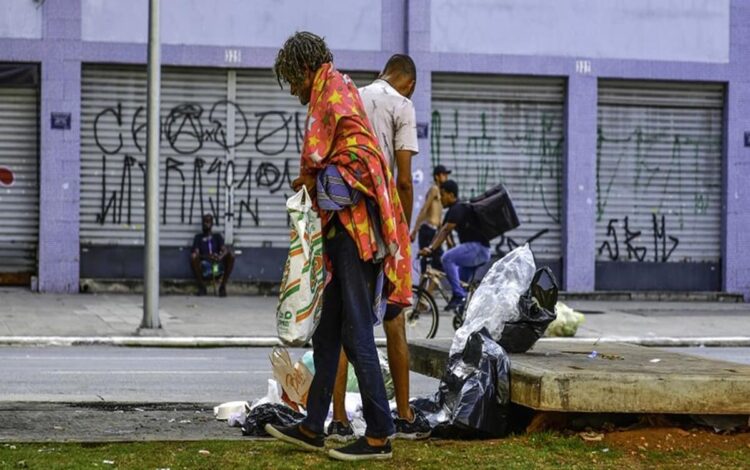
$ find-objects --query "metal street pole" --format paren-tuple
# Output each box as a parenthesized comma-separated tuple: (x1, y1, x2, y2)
(141, 0, 161, 329)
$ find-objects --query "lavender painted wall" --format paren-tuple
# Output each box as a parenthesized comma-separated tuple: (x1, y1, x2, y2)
(724, 0, 750, 300)
(0, 0, 43, 39)
(37, 0, 81, 293)
(81, 0, 382, 51)
(431, 0, 730, 63)
(562, 75, 597, 291)
(0, 0, 747, 297)
(407, 0, 433, 216)
(407, 0, 433, 281)
(420, 0, 748, 296)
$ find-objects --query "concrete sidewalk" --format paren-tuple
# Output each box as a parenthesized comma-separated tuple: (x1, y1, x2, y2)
(0, 287, 748, 343)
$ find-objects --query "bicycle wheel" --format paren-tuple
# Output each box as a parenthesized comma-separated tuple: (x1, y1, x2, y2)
(404, 286, 440, 340)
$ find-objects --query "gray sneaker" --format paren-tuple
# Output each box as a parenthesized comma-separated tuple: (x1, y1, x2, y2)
(264, 424, 324, 452)
(393, 407, 432, 440)
(328, 437, 392, 461)
(326, 420, 356, 442)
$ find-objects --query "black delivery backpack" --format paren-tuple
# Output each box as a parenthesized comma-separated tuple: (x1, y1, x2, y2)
(468, 183, 520, 240)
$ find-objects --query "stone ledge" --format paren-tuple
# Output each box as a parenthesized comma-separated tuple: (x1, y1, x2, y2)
(409, 339, 750, 414)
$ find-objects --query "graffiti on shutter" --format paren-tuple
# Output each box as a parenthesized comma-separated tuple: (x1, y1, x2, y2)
(81, 66, 376, 248)
(431, 74, 565, 260)
(596, 80, 724, 264)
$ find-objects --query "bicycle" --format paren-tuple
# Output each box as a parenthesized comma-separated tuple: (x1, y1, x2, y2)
(404, 254, 489, 339)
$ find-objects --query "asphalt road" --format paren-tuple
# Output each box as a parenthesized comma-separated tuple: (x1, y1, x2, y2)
(0, 346, 442, 442)
(0, 346, 748, 442)
(0, 346, 440, 403)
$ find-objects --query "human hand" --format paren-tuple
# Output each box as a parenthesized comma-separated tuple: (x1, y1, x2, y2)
(292, 174, 316, 195)
(410, 231, 417, 242)
(419, 247, 432, 257)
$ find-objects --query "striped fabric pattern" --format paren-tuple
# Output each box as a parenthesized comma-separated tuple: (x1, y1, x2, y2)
(316, 165, 362, 211)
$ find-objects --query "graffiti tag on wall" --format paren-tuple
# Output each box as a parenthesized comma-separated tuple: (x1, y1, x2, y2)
(89, 100, 304, 232)
(430, 105, 564, 256)
(596, 122, 722, 263)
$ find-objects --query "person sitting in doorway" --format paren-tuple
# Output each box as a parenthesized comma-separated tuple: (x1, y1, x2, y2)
(419, 180, 491, 311)
(190, 213, 234, 297)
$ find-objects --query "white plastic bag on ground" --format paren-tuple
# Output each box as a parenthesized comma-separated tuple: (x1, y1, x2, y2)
(450, 244, 536, 355)
(249, 379, 284, 410)
(545, 302, 585, 337)
(300, 349, 395, 400)
(276, 187, 326, 346)
(325, 392, 367, 437)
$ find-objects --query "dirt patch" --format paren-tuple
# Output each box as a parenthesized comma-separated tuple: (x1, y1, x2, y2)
(603, 427, 750, 453)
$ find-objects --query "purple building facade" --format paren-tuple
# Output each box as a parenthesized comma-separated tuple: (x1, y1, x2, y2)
(0, 0, 747, 299)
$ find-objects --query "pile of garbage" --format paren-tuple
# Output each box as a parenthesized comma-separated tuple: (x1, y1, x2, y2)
(217, 244, 566, 440)
(213, 346, 393, 437)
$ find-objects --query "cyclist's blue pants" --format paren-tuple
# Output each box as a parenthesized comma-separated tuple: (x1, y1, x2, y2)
(441, 242, 491, 298)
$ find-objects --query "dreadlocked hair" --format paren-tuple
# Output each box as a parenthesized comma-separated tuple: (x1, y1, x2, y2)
(274, 31, 333, 89)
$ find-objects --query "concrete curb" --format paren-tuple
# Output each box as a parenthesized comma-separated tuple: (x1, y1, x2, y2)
(1, 336, 750, 348)
(0, 336, 284, 347)
(537, 336, 750, 347)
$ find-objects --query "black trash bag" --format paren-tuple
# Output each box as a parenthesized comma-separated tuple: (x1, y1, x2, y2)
(412, 328, 511, 439)
(496, 267, 558, 353)
(241, 403, 305, 437)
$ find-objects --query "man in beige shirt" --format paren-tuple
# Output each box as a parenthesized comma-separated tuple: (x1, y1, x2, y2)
(327, 54, 432, 442)
(411, 165, 452, 273)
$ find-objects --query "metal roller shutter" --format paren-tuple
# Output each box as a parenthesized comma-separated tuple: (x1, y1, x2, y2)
(81, 66, 228, 247)
(0, 87, 38, 275)
(596, 80, 724, 265)
(431, 74, 564, 260)
(81, 65, 376, 251)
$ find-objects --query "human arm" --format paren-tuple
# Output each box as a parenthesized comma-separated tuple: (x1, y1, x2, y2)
(418, 222, 456, 257)
(215, 234, 229, 261)
(394, 149, 416, 226)
(393, 100, 418, 227)
(191, 234, 204, 259)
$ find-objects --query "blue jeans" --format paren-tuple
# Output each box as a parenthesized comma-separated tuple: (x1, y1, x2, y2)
(302, 223, 394, 439)
(441, 242, 491, 298)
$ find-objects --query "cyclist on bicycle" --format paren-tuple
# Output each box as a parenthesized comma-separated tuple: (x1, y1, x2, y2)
(410, 164, 452, 273)
(419, 179, 491, 311)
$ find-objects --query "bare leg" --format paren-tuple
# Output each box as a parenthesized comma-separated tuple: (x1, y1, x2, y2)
(383, 312, 414, 421)
(332, 348, 349, 424)
(190, 254, 205, 290)
(220, 251, 235, 286)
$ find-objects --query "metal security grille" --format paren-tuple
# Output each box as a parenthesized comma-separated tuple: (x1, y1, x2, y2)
(0, 87, 38, 274)
(81, 65, 375, 249)
(431, 74, 565, 259)
(596, 80, 724, 263)
(81, 66, 228, 247)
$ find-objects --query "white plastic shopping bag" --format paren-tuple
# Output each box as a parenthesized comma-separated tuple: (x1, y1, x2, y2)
(276, 187, 326, 346)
